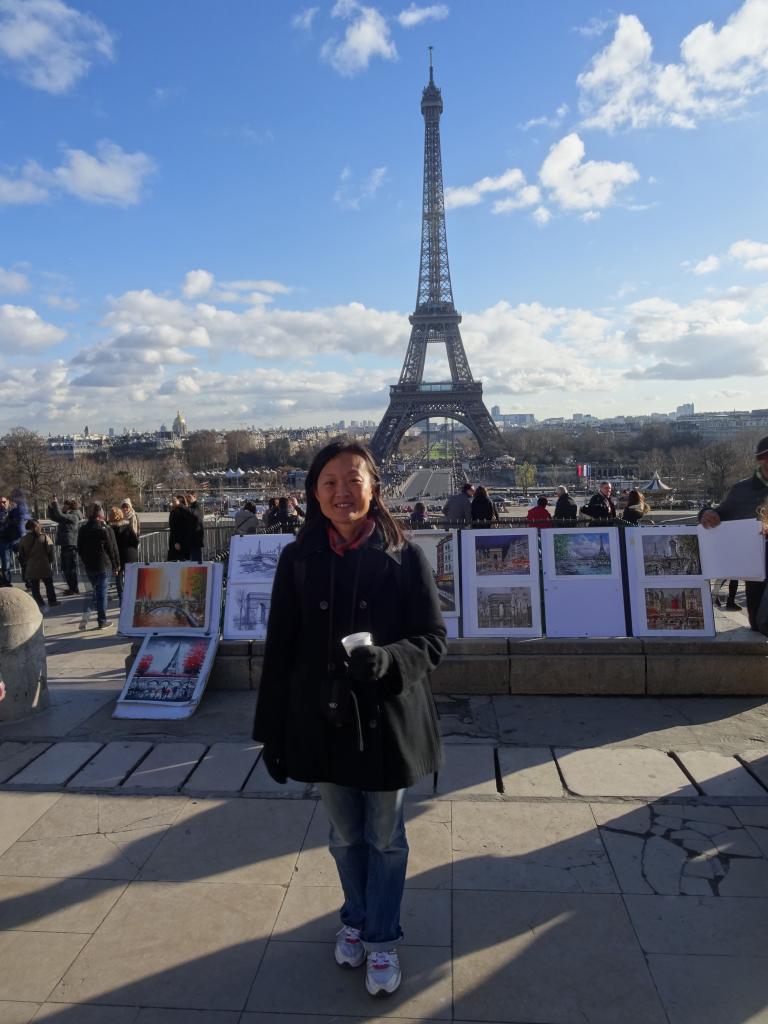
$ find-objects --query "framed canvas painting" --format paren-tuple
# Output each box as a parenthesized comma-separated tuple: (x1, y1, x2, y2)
(638, 585, 715, 637)
(460, 528, 541, 637)
(228, 534, 293, 585)
(118, 562, 222, 636)
(113, 634, 219, 719)
(540, 528, 627, 637)
(223, 584, 272, 640)
(407, 530, 459, 618)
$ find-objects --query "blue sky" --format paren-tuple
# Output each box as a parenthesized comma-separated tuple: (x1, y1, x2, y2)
(1, 0, 768, 435)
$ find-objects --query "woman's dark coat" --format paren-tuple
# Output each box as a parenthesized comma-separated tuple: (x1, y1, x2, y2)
(168, 506, 197, 560)
(553, 494, 577, 521)
(110, 522, 139, 568)
(470, 493, 498, 524)
(252, 521, 447, 791)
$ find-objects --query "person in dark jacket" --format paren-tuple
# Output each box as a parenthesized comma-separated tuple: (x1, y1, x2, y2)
(700, 435, 768, 631)
(77, 503, 120, 629)
(470, 485, 498, 525)
(47, 496, 83, 594)
(0, 492, 26, 586)
(583, 481, 617, 521)
(18, 520, 57, 607)
(409, 501, 431, 529)
(253, 441, 446, 998)
(167, 495, 197, 561)
(185, 490, 205, 561)
(553, 485, 577, 521)
(107, 506, 139, 602)
(621, 489, 650, 526)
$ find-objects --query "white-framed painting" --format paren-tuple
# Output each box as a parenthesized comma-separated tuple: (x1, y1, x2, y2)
(626, 526, 702, 579)
(113, 634, 218, 719)
(637, 584, 715, 637)
(540, 528, 627, 637)
(118, 562, 223, 637)
(460, 528, 541, 637)
(228, 534, 292, 585)
(407, 529, 459, 618)
(223, 584, 272, 640)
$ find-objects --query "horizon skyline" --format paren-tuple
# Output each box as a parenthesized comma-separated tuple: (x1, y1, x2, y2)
(2, 1, 768, 435)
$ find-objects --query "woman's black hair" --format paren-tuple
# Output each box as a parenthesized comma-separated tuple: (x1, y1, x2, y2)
(299, 441, 404, 550)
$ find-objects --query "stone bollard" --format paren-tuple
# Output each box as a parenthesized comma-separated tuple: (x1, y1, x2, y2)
(0, 588, 49, 723)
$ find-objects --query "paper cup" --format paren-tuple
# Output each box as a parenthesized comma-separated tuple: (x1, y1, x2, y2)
(341, 631, 373, 655)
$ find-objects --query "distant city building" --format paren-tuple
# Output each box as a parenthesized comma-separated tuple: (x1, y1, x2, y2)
(172, 410, 188, 437)
(676, 403, 694, 418)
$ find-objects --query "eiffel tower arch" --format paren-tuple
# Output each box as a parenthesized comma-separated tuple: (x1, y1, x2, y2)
(370, 53, 501, 465)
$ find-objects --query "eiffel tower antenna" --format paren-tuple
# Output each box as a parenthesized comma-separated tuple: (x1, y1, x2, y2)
(369, 53, 501, 464)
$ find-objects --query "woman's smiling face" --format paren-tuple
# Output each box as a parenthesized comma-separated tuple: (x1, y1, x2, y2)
(315, 452, 374, 539)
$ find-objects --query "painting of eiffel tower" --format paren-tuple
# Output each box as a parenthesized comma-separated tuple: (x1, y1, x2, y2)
(369, 53, 501, 464)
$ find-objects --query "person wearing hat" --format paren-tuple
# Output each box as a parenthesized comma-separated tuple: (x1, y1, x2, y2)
(700, 435, 768, 631)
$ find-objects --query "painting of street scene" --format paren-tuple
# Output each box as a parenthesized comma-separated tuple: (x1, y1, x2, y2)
(123, 636, 214, 702)
(477, 587, 533, 629)
(644, 587, 706, 631)
(409, 531, 456, 614)
(553, 532, 613, 576)
(224, 585, 272, 639)
(131, 565, 209, 629)
(642, 533, 702, 576)
(474, 534, 531, 576)
(229, 535, 290, 584)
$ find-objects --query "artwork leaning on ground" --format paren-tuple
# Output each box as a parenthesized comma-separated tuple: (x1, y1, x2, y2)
(552, 531, 615, 577)
(118, 563, 220, 636)
(114, 634, 218, 719)
(228, 534, 292, 585)
(223, 584, 272, 640)
(407, 530, 458, 617)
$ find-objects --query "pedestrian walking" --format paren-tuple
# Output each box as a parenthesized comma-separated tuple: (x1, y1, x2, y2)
(253, 441, 446, 997)
(47, 496, 83, 594)
(18, 520, 57, 608)
(77, 503, 120, 629)
(185, 490, 205, 561)
(108, 506, 139, 603)
(167, 495, 197, 561)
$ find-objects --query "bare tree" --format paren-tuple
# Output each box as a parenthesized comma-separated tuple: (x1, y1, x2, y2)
(0, 428, 56, 516)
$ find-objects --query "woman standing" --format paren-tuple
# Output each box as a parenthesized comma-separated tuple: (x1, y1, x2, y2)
(167, 494, 197, 560)
(622, 489, 650, 526)
(470, 485, 498, 525)
(253, 442, 446, 997)
(108, 507, 139, 602)
(18, 520, 57, 607)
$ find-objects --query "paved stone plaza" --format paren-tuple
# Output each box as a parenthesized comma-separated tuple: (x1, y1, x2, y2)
(1, 593, 767, 1023)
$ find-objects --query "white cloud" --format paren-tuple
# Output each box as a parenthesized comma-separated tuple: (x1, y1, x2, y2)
(0, 266, 28, 293)
(0, 165, 49, 204)
(578, 2, 768, 132)
(0, 304, 65, 352)
(573, 16, 612, 38)
(182, 270, 215, 299)
(334, 165, 387, 209)
(43, 293, 78, 310)
(538, 132, 639, 213)
(0, 0, 114, 94)
(322, 1, 397, 76)
(729, 238, 768, 271)
(521, 103, 569, 131)
(445, 167, 543, 214)
(492, 185, 542, 214)
(397, 4, 449, 28)
(692, 254, 720, 275)
(292, 7, 319, 31)
(532, 206, 551, 226)
(51, 141, 156, 206)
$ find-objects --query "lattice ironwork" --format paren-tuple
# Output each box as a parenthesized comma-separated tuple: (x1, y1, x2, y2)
(371, 53, 501, 464)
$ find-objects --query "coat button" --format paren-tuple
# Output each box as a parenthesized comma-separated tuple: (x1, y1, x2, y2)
(359, 600, 367, 609)
(328, 661, 336, 672)
(369, 719, 378, 729)
(319, 600, 329, 610)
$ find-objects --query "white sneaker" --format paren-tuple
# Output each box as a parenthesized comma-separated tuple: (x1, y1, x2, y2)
(335, 925, 365, 968)
(365, 949, 401, 996)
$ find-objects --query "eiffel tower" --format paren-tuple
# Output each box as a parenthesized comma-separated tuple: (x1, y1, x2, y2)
(369, 52, 501, 464)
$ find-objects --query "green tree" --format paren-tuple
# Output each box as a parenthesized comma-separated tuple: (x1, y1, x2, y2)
(515, 461, 537, 496)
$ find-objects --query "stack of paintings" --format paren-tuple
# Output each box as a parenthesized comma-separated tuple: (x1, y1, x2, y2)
(222, 534, 292, 639)
(460, 529, 541, 637)
(540, 528, 627, 637)
(625, 527, 715, 637)
(115, 562, 224, 719)
(407, 530, 460, 637)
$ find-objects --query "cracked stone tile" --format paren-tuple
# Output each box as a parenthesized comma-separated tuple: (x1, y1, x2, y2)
(733, 806, 768, 860)
(648, 953, 768, 1024)
(452, 801, 618, 893)
(435, 695, 499, 741)
(593, 803, 768, 896)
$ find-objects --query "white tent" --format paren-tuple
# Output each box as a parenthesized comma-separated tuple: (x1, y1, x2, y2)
(643, 470, 672, 492)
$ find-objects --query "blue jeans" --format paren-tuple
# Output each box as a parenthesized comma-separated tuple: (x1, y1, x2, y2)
(317, 783, 408, 951)
(84, 571, 109, 623)
(0, 542, 13, 583)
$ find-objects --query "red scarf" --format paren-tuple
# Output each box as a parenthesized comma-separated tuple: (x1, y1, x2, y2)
(327, 516, 376, 557)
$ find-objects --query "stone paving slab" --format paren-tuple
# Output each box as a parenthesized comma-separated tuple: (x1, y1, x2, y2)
(68, 742, 153, 791)
(0, 792, 62, 858)
(592, 802, 768, 896)
(120, 743, 207, 792)
(647, 953, 768, 1024)
(0, 1002, 38, 1024)
(555, 746, 698, 798)
(0, 742, 51, 784)
(32, 1005, 141, 1023)
(738, 746, 768, 789)
(0, 931, 89, 1003)
(673, 750, 767, 797)
(52, 880, 285, 1011)
(496, 745, 564, 797)
(246, 941, 452, 1018)
(434, 743, 499, 799)
(183, 742, 262, 795)
(452, 890, 667, 1024)
(624, 894, 768, 956)
(732, 805, 768, 858)
(10, 742, 103, 789)
(0, 875, 126, 933)
(452, 800, 617, 893)
(242, 756, 309, 796)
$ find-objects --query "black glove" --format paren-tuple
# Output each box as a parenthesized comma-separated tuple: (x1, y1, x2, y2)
(262, 745, 287, 784)
(348, 644, 392, 683)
